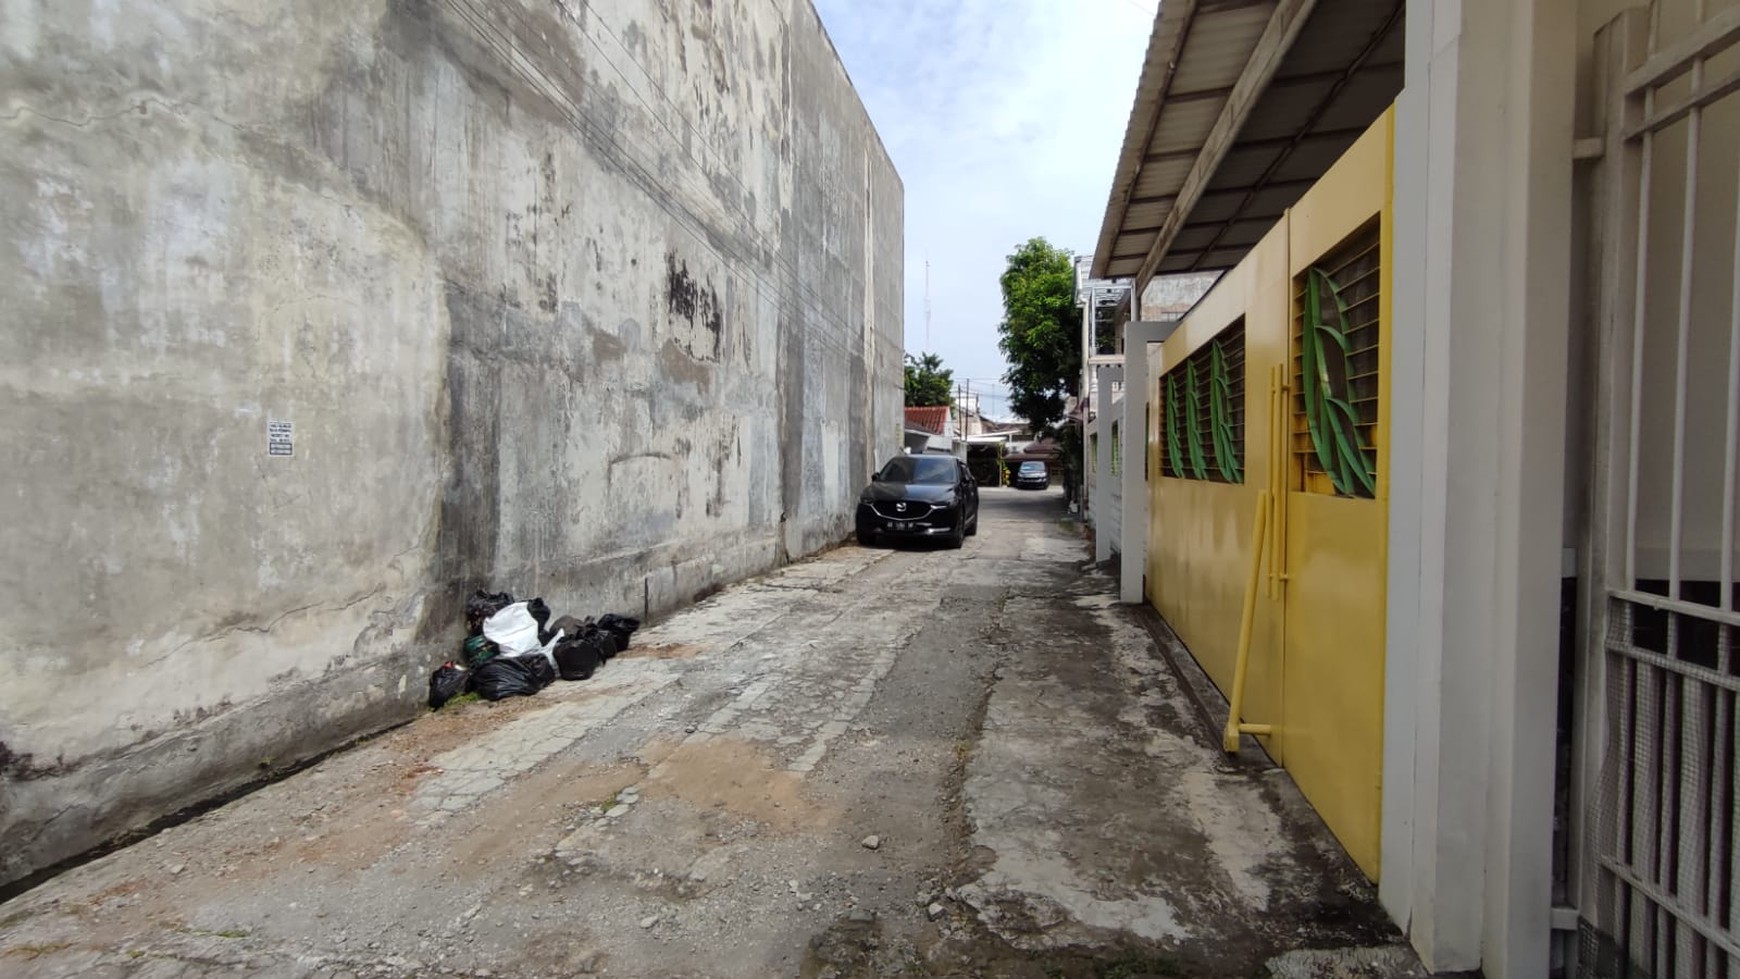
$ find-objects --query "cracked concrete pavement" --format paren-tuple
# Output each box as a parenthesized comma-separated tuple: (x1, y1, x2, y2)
(0, 487, 1420, 978)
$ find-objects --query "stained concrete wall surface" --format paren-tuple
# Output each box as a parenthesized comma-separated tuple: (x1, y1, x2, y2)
(0, 0, 902, 887)
(1137, 272, 1217, 322)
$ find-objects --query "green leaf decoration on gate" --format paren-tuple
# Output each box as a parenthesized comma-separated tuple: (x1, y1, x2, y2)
(1208, 340, 1241, 483)
(1164, 375, 1184, 477)
(1301, 267, 1377, 498)
(1183, 360, 1208, 480)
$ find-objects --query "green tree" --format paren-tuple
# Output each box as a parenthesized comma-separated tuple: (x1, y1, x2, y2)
(904, 352, 954, 407)
(996, 238, 1081, 434)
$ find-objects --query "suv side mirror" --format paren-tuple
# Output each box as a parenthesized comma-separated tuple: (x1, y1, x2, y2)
(871, 472, 882, 482)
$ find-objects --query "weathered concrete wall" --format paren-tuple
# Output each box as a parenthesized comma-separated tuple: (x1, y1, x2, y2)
(0, 0, 902, 887)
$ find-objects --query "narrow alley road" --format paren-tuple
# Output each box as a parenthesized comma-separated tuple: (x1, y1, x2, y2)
(1, 488, 1415, 979)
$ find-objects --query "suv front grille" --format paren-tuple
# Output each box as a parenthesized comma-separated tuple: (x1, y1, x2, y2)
(869, 501, 937, 520)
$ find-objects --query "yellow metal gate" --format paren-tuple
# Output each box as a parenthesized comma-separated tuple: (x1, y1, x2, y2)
(1148, 112, 1395, 879)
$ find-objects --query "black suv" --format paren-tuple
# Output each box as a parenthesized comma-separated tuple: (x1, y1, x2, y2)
(856, 454, 980, 548)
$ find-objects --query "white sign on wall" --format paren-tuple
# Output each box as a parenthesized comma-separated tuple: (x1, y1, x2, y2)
(267, 420, 294, 457)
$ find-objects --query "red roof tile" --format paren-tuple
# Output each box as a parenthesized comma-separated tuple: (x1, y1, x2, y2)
(904, 405, 949, 435)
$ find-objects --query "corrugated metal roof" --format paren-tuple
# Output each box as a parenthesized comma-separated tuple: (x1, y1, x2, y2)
(1092, 0, 1405, 283)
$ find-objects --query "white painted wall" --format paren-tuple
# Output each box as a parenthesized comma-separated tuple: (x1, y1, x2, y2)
(1093, 363, 1123, 563)
(1381, 1, 1576, 977)
(1120, 321, 1178, 604)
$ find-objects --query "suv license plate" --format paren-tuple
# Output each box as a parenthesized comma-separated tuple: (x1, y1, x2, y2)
(891, 521, 915, 531)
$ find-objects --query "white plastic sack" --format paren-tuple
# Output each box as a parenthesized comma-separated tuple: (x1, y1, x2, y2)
(482, 602, 541, 656)
(482, 602, 562, 670)
(537, 632, 561, 668)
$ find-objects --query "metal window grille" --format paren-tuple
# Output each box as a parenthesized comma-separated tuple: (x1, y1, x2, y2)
(1587, 599, 1740, 978)
(1162, 373, 1184, 479)
(1158, 318, 1246, 483)
(1580, 5, 1740, 976)
(1144, 402, 1152, 481)
(1292, 220, 1381, 498)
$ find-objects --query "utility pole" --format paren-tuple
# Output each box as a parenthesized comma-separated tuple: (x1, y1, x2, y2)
(924, 258, 931, 352)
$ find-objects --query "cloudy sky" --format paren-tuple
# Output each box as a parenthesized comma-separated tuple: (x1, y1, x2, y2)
(811, 0, 1157, 420)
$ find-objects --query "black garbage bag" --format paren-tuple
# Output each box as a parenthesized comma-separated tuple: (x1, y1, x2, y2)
(597, 613, 641, 651)
(553, 634, 606, 681)
(546, 614, 618, 657)
(522, 652, 557, 687)
(588, 624, 622, 659)
(472, 656, 552, 701)
(428, 662, 471, 709)
(528, 598, 555, 643)
(465, 590, 516, 634)
(547, 614, 587, 643)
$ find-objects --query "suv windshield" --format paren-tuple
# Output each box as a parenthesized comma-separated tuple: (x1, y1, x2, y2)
(1019, 462, 1046, 473)
(878, 456, 957, 485)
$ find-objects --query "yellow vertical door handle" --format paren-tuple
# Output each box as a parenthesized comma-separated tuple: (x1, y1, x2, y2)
(1267, 368, 1279, 600)
(1225, 489, 1272, 752)
(1268, 366, 1286, 600)
(1271, 367, 1289, 597)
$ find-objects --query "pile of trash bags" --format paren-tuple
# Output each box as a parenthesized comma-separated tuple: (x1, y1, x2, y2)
(427, 589, 641, 709)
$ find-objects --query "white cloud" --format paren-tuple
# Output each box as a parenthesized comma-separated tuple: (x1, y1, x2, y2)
(814, 0, 1156, 414)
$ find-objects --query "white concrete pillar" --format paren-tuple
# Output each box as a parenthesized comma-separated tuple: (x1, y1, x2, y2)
(1381, 0, 1574, 975)
(1081, 296, 1092, 513)
(1120, 321, 1177, 604)
(1094, 363, 1122, 564)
